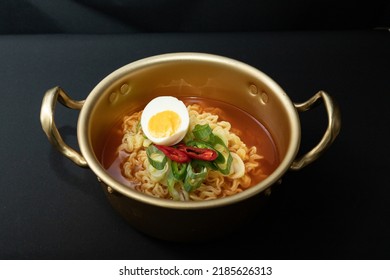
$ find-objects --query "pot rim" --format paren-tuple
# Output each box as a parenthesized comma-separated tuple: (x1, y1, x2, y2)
(77, 52, 300, 209)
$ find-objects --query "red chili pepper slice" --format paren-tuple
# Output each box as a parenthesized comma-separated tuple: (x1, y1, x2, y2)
(154, 144, 191, 163)
(176, 144, 218, 161)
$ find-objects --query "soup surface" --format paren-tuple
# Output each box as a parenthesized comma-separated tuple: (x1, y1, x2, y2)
(101, 96, 279, 200)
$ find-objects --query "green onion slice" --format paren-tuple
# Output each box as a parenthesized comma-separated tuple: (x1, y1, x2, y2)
(147, 161, 169, 182)
(192, 124, 215, 143)
(146, 145, 167, 170)
(184, 161, 208, 192)
(212, 136, 233, 174)
(167, 164, 182, 201)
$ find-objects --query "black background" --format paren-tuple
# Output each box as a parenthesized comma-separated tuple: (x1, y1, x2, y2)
(0, 1, 389, 260)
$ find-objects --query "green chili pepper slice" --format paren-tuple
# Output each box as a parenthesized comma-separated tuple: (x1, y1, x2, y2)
(171, 161, 188, 180)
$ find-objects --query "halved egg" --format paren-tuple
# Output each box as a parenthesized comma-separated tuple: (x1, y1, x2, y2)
(140, 96, 189, 146)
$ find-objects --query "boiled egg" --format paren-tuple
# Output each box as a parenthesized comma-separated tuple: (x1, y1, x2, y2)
(140, 96, 189, 146)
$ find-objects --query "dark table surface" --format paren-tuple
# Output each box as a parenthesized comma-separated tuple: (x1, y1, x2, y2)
(1, 30, 389, 260)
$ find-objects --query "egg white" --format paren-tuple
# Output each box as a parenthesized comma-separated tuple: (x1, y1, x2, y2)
(140, 96, 189, 146)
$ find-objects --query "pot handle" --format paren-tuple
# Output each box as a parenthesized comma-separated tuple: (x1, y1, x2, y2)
(40, 86, 88, 168)
(290, 90, 341, 170)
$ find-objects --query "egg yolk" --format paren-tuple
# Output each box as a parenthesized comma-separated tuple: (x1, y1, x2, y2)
(148, 110, 181, 138)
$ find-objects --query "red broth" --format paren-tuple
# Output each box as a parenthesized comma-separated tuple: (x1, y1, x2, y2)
(101, 97, 280, 189)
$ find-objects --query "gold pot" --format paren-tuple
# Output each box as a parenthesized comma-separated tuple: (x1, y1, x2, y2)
(40, 53, 341, 241)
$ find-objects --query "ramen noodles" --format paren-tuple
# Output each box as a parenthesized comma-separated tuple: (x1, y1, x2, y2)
(101, 97, 279, 201)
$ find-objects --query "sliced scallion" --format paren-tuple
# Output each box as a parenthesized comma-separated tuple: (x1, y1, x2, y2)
(184, 161, 208, 192)
(167, 165, 181, 201)
(212, 136, 233, 174)
(146, 145, 167, 170)
(192, 124, 215, 143)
